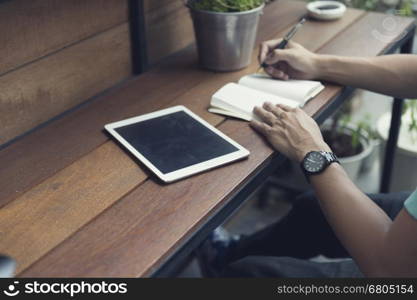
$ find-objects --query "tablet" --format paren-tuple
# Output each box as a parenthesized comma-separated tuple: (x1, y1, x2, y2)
(105, 106, 250, 183)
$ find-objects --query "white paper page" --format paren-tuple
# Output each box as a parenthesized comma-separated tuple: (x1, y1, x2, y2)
(208, 107, 252, 121)
(211, 83, 299, 121)
(239, 74, 323, 103)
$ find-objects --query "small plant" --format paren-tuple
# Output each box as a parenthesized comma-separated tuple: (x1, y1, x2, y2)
(338, 113, 377, 149)
(323, 102, 376, 158)
(404, 99, 417, 143)
(358, 113, 379, 140)
(397, 0, 415, 16)
(344, 0, 380, 11)
(188, 0, 264, 12)
(345, 0, 416, 15)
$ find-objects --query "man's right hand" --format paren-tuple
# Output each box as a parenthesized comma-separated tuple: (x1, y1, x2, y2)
(259, 39, 321, 81)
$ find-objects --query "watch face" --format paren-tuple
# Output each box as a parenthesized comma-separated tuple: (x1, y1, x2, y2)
(303, 152, 326, 173)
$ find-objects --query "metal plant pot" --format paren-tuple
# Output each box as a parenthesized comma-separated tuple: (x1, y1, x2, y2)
(187, 2, 264, 72)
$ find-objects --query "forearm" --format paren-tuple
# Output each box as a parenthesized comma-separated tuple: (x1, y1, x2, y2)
(253, 69, 417, 275)
(315, 54, 417, 99)
(310, 163, 393, 276)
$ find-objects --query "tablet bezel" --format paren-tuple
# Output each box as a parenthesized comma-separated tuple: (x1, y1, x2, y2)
(104, 106, 250, 183)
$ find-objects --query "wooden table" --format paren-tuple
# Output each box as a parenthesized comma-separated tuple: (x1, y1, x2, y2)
(0, 0, 415, 277)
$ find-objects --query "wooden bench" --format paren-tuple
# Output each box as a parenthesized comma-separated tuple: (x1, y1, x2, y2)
(0, 0, 414, 277)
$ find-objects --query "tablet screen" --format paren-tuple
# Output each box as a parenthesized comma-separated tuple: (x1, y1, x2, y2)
(114, 111, 239, 174)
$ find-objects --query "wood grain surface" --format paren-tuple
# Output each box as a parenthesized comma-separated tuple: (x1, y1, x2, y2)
(0, 0, 128, 76)
(20, 119, 275, 277)
(318, 11, 415, 56)
(0, 142, 146, 274)
(144, 0, 195, 64)
(0, 23, 132, 145)
(0, 0, 306, 209)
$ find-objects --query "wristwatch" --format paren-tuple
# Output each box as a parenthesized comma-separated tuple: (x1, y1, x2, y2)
(301, 151, 339, 178)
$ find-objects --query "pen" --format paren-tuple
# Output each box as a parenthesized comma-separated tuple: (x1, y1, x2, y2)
(257, 17, 306, 72)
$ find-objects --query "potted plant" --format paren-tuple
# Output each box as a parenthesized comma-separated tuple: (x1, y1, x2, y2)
(342, 0, 415, 12)
(186, 0, 265, 71)
(358, 113, 381, 173)
(377, 100, 417, 191)
(321, 105, 374, 182)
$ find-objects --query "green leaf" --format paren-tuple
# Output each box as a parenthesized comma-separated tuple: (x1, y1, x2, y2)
(189, 0, 264, 12)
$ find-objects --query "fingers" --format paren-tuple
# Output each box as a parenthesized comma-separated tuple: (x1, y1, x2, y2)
(262, 48, 292, 80)
(259, 39, 302, 65)
(286, 40, 299, 49)
(265, 67, 289, 80)
(261, 102, 297, 115)
(252, 102, 299, 137)
(254, 103, 297, 124)
(258, 39, 282, 63)
(259, 39, 283, 64)
(250, 119, 271, 136)
(250, 119, 285, 137)
(264, 49, 292, 66)
(253, 106, 279, 126)
(263, 102, 287, 119)
(276, 103, 296, 112)
(258, 43, 269, 65)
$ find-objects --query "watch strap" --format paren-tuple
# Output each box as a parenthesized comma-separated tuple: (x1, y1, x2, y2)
(320, 151, 339, 164)
(301, 151, 339, 181)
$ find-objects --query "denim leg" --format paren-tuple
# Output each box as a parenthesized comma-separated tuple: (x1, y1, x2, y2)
(228, 191, 411, 262)
(222, 256, 363, 278)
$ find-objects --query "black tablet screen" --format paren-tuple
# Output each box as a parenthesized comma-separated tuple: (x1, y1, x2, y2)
(115, 111, 239, 174)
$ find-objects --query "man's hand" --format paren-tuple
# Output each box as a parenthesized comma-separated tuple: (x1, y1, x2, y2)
(250, 102, 331, 162)
(259, 39, 320, 80)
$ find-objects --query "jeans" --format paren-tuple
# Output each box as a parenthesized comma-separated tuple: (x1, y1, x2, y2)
(221, 191, 411, 277)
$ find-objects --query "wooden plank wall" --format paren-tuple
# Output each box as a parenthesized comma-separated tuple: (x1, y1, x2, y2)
(144, 0, 195, 64)
(0, 0, 197, 146)
(0, 0, 132, 145)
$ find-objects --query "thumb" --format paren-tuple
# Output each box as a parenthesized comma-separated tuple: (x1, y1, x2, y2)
(264, 49, 292, 65)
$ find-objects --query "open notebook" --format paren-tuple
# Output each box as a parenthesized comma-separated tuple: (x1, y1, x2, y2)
(208, 74, 324, 121)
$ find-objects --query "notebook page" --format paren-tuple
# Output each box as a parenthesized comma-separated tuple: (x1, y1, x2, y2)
(208, 107, 252, 121)
(239, 74, 324, 103)
(211, 83, 299, 121)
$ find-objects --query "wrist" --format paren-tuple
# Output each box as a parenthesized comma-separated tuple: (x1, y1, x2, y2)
(309, 162, 342, 182)
(314, 54, 338, 81)
(296, 142, 332, 163)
